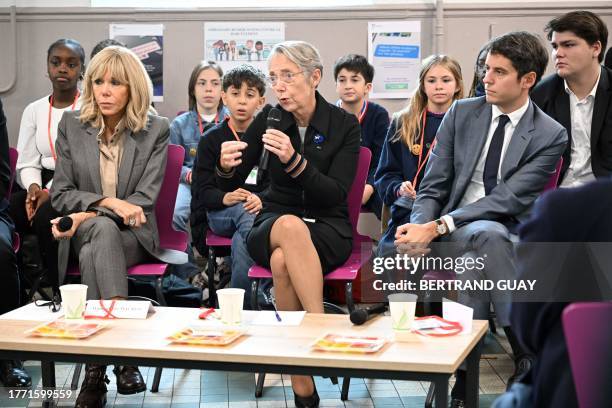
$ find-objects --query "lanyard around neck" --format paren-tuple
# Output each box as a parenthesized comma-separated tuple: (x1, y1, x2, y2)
(197, 110, 221, 135)
(226, 119, 241, 141)
(411, 110, 437, 186)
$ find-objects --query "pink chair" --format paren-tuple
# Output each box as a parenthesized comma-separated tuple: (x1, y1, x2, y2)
(66, 143, 188, 305)
(563, 302, 612, 408)
(67, 144, 187, 392)
(248, 147, 372, 400)
(543, 157, 563, 192)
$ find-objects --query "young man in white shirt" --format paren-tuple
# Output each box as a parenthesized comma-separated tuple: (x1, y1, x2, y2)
(394, 31, 567, 407)
(531, 10, 612, 187)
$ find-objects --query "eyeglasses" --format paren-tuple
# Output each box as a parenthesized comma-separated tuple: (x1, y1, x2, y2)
(266, 71, 304, 86)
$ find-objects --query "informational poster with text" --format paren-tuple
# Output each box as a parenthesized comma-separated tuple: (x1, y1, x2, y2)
(368, 21, 421, 99)
(110, 23, 164, 102)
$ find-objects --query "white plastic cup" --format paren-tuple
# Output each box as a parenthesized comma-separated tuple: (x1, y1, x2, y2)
(60, 284, 88, 319)
(217, 288, 245, 324)
(388, 293, 418, 330)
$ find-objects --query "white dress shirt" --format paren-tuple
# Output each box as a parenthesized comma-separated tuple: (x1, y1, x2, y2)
(442, 99, 530, 233)
(559, 74, 600, 188)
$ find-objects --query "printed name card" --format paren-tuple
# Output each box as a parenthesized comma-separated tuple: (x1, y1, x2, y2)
(84, 300, 155, 319)
(442, 298, 473, 334)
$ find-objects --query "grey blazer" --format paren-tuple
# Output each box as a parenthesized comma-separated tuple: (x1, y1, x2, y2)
(51, 110, 175, 273)
(411, 97, 568, 228)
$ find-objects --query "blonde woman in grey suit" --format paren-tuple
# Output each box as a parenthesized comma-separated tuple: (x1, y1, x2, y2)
(50, 46, 169, 407)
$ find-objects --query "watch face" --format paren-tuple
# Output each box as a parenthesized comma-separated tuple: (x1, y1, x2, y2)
(437, 223, 447, 235)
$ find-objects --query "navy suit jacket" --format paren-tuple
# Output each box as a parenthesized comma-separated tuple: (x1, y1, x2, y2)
(512, 179, 612, 408)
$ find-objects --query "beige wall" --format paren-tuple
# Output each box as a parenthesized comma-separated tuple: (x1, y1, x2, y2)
(0, 2, 610, 144)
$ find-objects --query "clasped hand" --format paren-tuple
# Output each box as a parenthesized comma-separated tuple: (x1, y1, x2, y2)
(223, 188, 262, 214)
(393, 222, 439, 256)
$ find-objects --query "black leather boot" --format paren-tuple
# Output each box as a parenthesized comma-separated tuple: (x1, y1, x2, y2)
(114, 365, 146, 394)
(75, 364, 109, 408)
(294, 379, 319, 408)
(0, 360, 32, 387)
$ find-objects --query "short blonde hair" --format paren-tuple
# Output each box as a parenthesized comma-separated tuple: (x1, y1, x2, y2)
(79, 46, 154, 133)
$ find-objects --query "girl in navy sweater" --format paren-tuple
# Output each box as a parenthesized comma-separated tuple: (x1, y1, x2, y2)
(375, 55, 464, 254)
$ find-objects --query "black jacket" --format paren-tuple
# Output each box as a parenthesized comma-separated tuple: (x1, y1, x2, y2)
(0, 98, 10, 211)
(191, 119, 269, 215)
(531, 66, 612, 182)
(216, 92, 361, 239)
(513, 179, 612, 408)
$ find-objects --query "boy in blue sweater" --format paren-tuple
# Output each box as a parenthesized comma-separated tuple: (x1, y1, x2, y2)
(334, 54, 389, 219)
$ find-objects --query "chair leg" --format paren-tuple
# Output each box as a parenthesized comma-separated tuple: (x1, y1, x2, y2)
(340, 377, 350, 400)
(255, 372, 265, 398)
(489, 311, 497, 334)
(424, 382, 435, 408)
(155, 275, 167, 306)
(330, 377, 338, 385)
(150, 367, 163, 392)
(208, 247, 217, 307)
(345, 282, 355, 313)
(250, 279, 260, 311)
(70, 363, 82, 390)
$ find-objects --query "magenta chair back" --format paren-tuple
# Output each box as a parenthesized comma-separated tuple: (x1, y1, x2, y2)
(346, 147, 372, 241)
(156, 144, 188, 252)
(563, 302, 612, 408)
(543, 157, 563, 192)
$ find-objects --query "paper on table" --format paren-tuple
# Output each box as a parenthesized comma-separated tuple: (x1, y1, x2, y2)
(250, 311, 306, 326)
(442, 298, 473, 334)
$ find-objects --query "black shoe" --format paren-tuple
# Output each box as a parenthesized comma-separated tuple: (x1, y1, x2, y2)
(294, 380, 319, 408)
(507, 354, 533, 390)
(450, 398, 466, 408)
(0, 360, 32, 387)
(75, 364, 109, 408)
(114, 365, 146, 395)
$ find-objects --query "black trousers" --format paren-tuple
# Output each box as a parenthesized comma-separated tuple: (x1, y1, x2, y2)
(9, 171, 60, 288)
(0, 208, 19, 314)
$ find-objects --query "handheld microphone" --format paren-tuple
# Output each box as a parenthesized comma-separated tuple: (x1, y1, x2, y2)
(57, 216, 73, 232)
(350, 303, 388, 325)
(259, 107, 282, 171)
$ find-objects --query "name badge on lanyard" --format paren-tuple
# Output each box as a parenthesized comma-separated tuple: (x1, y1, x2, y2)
(245, 166, 259, 185)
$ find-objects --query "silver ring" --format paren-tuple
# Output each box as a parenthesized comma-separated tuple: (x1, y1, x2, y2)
(128, 217, 136, 226)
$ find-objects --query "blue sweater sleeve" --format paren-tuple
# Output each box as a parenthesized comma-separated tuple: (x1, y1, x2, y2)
(375, 119, 407, 206)
(367, 106, 390, 187)
(169, 115, 191, 184)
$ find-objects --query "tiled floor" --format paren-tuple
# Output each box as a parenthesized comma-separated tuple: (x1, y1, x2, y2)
(1, 331, 512, 408)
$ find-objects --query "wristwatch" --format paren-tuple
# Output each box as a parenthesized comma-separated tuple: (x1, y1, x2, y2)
(434, 218, 448, 236)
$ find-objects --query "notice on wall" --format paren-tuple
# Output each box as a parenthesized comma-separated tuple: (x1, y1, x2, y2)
(368, 21, 421, 99)
(204, 22, 285, 71)
(110, 23, 164, 102)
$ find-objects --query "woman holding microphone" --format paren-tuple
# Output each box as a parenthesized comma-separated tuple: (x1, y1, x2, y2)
(217, 41, 360, 408)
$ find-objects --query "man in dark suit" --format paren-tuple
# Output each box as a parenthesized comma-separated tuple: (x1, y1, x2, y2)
(394, 32, 567, 407)
(531, 10, 612, 186)
(511, 179, 612, 408)
(0, 99, 31, 387)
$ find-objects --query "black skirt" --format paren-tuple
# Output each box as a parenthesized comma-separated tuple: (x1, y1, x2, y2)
(246, 212, 353, 275)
